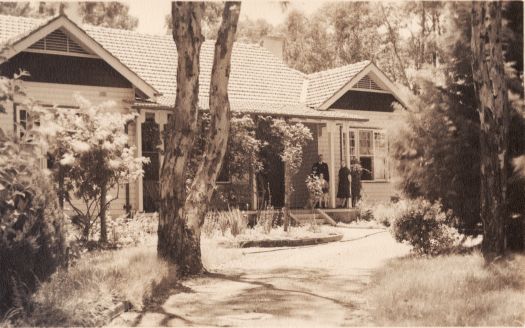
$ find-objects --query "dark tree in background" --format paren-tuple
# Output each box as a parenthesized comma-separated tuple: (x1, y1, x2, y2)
(471, 1, 509, 260)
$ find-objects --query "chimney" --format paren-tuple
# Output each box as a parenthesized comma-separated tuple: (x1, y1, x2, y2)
(61, 2, 82, 25)
(261, 36, 284, 62)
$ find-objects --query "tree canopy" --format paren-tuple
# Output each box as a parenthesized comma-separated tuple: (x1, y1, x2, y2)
(77, 2, 138, 30)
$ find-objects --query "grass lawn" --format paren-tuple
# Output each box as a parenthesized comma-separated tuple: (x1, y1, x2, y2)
(11, 245, 175, 327)
(366, 252, 525, 326)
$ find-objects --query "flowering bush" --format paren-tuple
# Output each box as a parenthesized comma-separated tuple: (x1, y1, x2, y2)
(391, 198, 461, 256)
(305, 174, 323, 209)
(38, 95, 149, 242)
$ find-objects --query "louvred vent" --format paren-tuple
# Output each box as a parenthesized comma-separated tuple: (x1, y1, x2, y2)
(355, 75, 384, 91)
(29, 29, 91, 55)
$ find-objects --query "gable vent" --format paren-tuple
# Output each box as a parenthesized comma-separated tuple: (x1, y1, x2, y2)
(29, 29, 91, 55)
(355, 75, 383, 91)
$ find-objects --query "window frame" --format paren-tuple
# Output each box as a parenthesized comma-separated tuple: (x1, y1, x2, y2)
(348, 128, 389, 182)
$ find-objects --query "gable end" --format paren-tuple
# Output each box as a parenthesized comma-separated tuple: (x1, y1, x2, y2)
(28, 28, 93, 56)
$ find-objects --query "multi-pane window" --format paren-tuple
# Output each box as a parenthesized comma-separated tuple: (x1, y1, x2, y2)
(15, 104, 40, 140)
(349, 128, 388, 181)
(349, 130, 356, 156)
(373, 131, 388, 180)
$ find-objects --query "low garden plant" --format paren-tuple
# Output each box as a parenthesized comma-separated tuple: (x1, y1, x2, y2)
(390, 198, 462, 256)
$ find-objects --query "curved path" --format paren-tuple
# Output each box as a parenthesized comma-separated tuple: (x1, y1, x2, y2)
(111, 226, 410, 327)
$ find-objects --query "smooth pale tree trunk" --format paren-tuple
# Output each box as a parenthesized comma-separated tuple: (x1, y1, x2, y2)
(471, 2, 509, 262)
(158, 2, 240, 277)
(183, 1, 241, 262)
(158, 2, 205, 275)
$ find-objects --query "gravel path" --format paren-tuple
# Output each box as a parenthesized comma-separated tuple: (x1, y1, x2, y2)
(111, 226, 411, 327)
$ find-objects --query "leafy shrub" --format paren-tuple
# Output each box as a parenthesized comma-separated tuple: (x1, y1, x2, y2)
(391, 198, 461, 256)
(0, 140, 65, 314)
(305, 174, 323, 209)
(106, 212, 158, 247)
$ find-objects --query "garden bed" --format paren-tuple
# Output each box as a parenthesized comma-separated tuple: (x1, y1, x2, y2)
(238, 232, 343, 247)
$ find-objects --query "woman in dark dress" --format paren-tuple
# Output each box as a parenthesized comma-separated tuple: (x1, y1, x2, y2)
(337, 161, 351, 208)
(350, 160, 362, 207)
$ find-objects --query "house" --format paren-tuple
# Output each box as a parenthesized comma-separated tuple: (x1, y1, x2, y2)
(0, 13, 407, 216)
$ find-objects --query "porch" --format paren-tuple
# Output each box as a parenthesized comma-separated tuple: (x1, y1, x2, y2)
(244, 208, 360, 226)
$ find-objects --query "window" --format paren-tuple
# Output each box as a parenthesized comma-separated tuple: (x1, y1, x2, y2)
(14, 104, 40, 140)
(349, 128, 388, 181)
(374, 131, 388, 180)
(349, 130, 356, 156)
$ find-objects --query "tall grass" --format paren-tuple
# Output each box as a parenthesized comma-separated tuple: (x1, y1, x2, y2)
(16, 245, 172, 327)
(367, 252, 525, 326)
(202, 208, 248, 237)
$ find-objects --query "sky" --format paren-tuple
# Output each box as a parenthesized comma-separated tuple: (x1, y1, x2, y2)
(126, 0, 324, 36)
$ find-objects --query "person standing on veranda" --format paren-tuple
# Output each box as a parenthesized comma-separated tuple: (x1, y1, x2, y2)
(350, 159, 362, 207)
(337, 161, 351, 208)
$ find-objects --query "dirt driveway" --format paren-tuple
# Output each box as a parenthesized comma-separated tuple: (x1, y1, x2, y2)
(111, 226, 410, 327)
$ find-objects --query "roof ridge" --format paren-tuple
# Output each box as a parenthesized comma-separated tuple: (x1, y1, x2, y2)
(307, 60, 371, 79)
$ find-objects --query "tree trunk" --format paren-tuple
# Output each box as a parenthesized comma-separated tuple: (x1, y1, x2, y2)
(158, 2, 240, 277)
(184, 0, 241, 256)
(158, 2, 205, 275)
(471, 2, 509, 262)
(99, 184, 107, 243)
(283, 163, 291, 232)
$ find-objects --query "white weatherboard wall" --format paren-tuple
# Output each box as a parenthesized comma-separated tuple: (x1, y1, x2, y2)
(6, 81, 140, 218)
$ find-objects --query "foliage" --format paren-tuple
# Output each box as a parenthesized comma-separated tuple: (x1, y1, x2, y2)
(367, 253, 525, 326)
(105, 213, 157, 248)
(15, 246, 172, 327)
(0, 139, 65, 315)
(186, 112, 264, 207)
(270, 119, 312, 174)
(39, 95, 148, 241)
(305, 174, 323, 209)
(391, 2, 525, 241)
(0, 2, 60, 18)
(78, 2, 138, 30)
(391, 198, 461, 256)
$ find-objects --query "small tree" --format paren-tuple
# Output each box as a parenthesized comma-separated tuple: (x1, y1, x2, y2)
(270, 119, 312, 231)
(40, 95, 148, 242)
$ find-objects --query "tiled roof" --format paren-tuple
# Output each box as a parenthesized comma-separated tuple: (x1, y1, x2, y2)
(135, 97, 368, 121)
(305, 60, 371, 108)
(0, 14, 57, 46)
(0, 14, 378, 121)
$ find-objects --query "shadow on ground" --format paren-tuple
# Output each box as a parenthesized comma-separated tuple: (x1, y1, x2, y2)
(116, 267, 372, 327)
